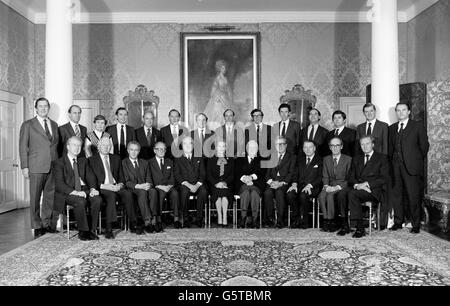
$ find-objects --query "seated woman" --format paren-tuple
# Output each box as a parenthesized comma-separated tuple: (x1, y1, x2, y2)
(235, 140, 265, 228)
(207, 140, 234, 227)
(84, 114, 114, 157)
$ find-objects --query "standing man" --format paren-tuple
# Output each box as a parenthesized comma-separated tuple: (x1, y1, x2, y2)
(274, 103, 301, 155)
(106, 107, 136, 159)
(191, 113, 214, 158)
(325, 110, 357, 157)
(19, 97, 59, 237)
(299, 108, 328, 157)
(216, 109, 245, 158)
(160, 109, 187, 160)
(58, 105, 87, 157)
(389, 102, 429, 234)
(356, 103, 388, 155)
(135, 111, 162, 160)
(245, 109, 272, 159)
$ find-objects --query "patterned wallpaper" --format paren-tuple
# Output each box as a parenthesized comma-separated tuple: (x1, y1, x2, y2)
(407, 0, 450, 84)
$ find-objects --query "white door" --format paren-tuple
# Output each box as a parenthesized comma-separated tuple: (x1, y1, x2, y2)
(340, 97, 366, 129)
(0, 91, 25, 213)
(73, 100, 100, 132)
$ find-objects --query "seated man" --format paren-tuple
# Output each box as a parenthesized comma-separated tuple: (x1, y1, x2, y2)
(347, 135, 389, 238)
(263, 136, 296, 228)
(122, 141, 157, 235)
(148, 141, 178, 232)
(235, 140, 265, 228)
(88, 137, 134, 239)
(287, 140, 323, 228)
(53, 136, 102, 241)
(318, 136, 352, 232)
(174, 136, 208, 228)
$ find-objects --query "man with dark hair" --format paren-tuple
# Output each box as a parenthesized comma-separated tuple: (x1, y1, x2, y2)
(58, 105, 87, 157)
(299, 107, 328, 157)
(356, 103, 388, 155)
(325, 110, 357, 157)
(245, 108, 271, 159)
(274, 103, 301, 155)
(191, 112, 214, 158)
(106, 107, 136, 159)
(19, 97, 59, 237)
(135, 111, 162, 160)
(160, 109, 188, 160)
(346, 135, 389, 238)
(389, 102, 429, 234)
(215, 109, 245, 158)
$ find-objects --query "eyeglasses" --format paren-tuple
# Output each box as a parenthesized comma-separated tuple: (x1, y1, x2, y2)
(276, 143, 287, 146)
(154, 148, 166, 151)
(253, 114, 263, 117)
(329, 144, 342, 148)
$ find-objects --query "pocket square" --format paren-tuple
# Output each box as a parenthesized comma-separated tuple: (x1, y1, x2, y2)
(167, 166, 171, 169)
(313, 165, 318, 168)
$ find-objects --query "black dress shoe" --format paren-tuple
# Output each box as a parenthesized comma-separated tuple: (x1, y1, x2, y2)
(390, 223, 403, 231)
(33, 228, 45, 238)
(155, 222, 164, 232)
(174, 221, 181, 229)
(239, 219, 247, 228)
(337, 226, 351, 236)
(136, 226, 144, 235)
(352, 228, 366, 238)
(145, 224, 155, 233)
(410, 227, 420, 234)
(195, 220, 204, 228)
(276, 222, 283, 229)
(89, 232, 99, 240)
(183, 221, 191, 228)
(78, 231, 90, 241)
(105, 230, 115, 239)
(320, 220, 329, 232)
(45, 226, 57, 234)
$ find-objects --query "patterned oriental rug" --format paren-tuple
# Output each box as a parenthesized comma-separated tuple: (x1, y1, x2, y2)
(0, 229, 449, 286)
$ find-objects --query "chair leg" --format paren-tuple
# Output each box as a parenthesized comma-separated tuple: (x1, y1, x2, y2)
(317, 200, 320, 229)
(287, 205, 291, 228)
(204, 203, 207, 229)
(312, 199, 316, 229)
(66, 206, 70, 240)
(377, 204, 381, 231)
(98, 211, 102, 235)
(208, 200, 211, 229)
(369, 204, 372, 236)
(259, 200, 262, 229)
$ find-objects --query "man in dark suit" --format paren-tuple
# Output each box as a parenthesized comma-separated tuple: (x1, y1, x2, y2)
(299, 108, 328, 157)
(135, 111, 162, 160)
(58, 105, 87, 158)
(106, 107, 136, 159)
(245, 109, 272, 159)
(287, 140, 323, 228)
(263, 136, 296, 228)
(88, 137, 134, 239)
(191, 112, 214, 158)
(160, 109, 188, 160)
(174, 136, 208, 228)
(389, 102, 429, 234)
(273, 103, 301, 155)
(356, 103, 388, 155)
(318, 136, 352, 232)
(325, 110, 357, 157)
(19, 97, 59, 238)
(53, 136, 102, 241)
(149, 141, 178, 231)
(215, 109, 245, 158)
(122, 141, 157, 235)
(346, 135, 389, 238)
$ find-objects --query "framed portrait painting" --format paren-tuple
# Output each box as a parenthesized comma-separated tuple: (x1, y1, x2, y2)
(181, 32, 261, 130)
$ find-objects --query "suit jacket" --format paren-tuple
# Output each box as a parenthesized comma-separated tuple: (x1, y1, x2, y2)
(106, 124, 136, 159)
(322, 154, 352, 189)
(215, 124, 245, 157)
(88, 153, 125, 188)
(300, 124, 328, 157)
(149, 157, 175, 186)
(53, 155, 96, 196)
(19, 117, 59, 173)
(265, 152, 296, 184)
(234, 156, 266, 192)
(160, 124, 188, 159)
(190, 129, 215, 158)
(174, 155, 206, 185)
(274, 120, 301, 155)
(58, 122, 87, 157)
(295, 154, 323, 191)
(356, 120, 389, 155)
(206, 156, 235, 189)
(326, 127, 357, 157)
(244, 123, 272, 158)
(349, 152, 389, 202)
(122, 158, 153, 189)
(388, 119, 429, 176)
(135, 126, 162, 160)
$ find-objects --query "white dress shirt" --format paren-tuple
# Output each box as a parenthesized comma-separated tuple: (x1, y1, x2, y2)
(398, 118, 409, 132)
(307, 123, 319, 140)
(100, 153, 116, 186)
(116, 123, 127, 147)
(279, 119, 290, 136)
(36, 116, 53, 136)
(365, 119, 376, 134)
(334, 126, 345, 136)
(67, 153, 85, 186)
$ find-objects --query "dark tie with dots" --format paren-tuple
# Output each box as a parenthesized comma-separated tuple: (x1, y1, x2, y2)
(281, 122, 286, 137)
(120, 125, 125, 156)
(146, 128, 152, 145)
(44, 119, 52, 141)
(367, 122, 372, 136)
(306, 157, 311, 166)
(73, 158, 81, 191)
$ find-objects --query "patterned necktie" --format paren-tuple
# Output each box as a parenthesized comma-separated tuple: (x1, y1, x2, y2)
(309, 126, 314, 141)
(333, 157, 338, 175)
(364, 154, 370, 165)
(306, 157, 311, 166)
(73, 158, 81, 191)
(104, 155, 114, 184)
(367, 122, 372, 136)
(134, 161, 143, 184)
(74, 124, 81, 137)
(281, 122, 286, 137)
(146, 128, 152, 145)
(43, 119, 52, 141)
(120, 125, 125, 156)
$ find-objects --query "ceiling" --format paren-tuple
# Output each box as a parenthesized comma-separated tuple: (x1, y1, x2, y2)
(1, 0, 440, 23)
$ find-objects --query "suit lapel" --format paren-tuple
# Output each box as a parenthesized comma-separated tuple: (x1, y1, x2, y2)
(31, 117, 49, 139)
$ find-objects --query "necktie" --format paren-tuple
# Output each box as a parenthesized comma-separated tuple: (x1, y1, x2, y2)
(309, 126, 314, 141)
(146, 128, 152, 145)
(278, 154, 283, 165)
(120, 125, 125, 156)
(364, 154, 370, 165)
(306, 157, 311, 166)
(187, 155, 191, 162)
(74, 124, 81, 137)
(134, 161, 143, 184)
(73, 158, 81, 191)
(256, 125, 260, 144)
(367, 122, 372, 136)
(334, 129, 339, 136)
(281, 122, 286, 137)
(399, 122, 404, 134)
(200, 129, 205, 143)
(43, 119, 52, 141)
(159, 158, 164, 170)
(333, 157, 338, 175)
(104, 155, 114, 184)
